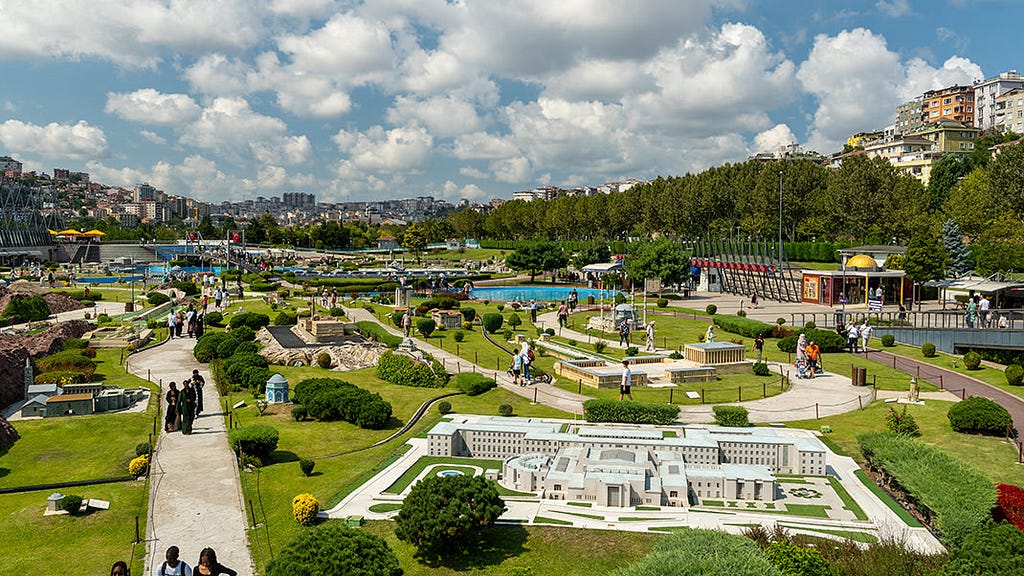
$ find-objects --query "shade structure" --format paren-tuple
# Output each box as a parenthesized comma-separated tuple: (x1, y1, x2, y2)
(82, 229, 107, 237)
(57, 229, 85, 236)
(48, 229, 59, 235)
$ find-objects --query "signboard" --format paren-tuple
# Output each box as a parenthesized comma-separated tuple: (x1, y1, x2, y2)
(868, 299, 882, 312)
(802, 276, 819, 301)
(644, 279, 662, 293)
(187, 232, 198, 242)
(229, 231, 243, 244)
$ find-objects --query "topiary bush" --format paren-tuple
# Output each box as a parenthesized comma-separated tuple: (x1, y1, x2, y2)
(135, 441, 151, 457)
(583, 399, 679, 425)
(881, 334, 895, 347)
(498, 403, 514, 416)
(291, 405, 307, 421)
(460, 307, 476, 322)
(963, 351, 982, 370)
(452, 330, 465, 342)
(204, 311, 223, 326)
(947, 396, 1013, 436)
(146, 291, 170, 306)
(713, 405, 750, 427)
(266, 522, 401, 576)
(376, 350, 448, 388)
(1006, 364, 1024, 386)
(625, 346, 639, 357)
(227, 424, 280, 459)
(193, 332, 233, 362)
(437, 400, 452, 415)
(922, 342, 936, 358)
(317, 352, 332, 369)
(273, 311, 297, 325)
(736, 309, 746, 317)
(170, 280, 199, 296)
(507, 312, 522, 329)
(752, 362, 771, 376)
(229, 312, 271, 330)
(60, 494, 84, 515)
(713, 315, 774, 338)
(232, 325, 257, 341)
(705, 304, 717, 316)
(128, 454, 150, 477)
(299, 459, 315, 477)
(481, 313, 504, 334)
(656, 298, 668, 308)
(416, 318, 436, 338)
(454, 373, 496, 396)
(292, 493, 320, 526)
(292, 378, 393, 429)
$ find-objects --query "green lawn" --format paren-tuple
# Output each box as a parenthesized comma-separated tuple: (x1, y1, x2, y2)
(383, 456, 505, 494)
(361, 520, 660, 575)
(826, 475, 869, 520)
(854, 469, 923, 527)
(880, 342, 1020, 397)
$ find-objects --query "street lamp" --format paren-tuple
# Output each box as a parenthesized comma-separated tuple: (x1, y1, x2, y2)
(129, 257, 135, 313)
(778, 170, 784, 263)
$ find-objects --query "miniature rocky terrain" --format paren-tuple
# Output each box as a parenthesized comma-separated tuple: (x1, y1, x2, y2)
(0, 320, 93, 408)
(256, 326, 387, 369)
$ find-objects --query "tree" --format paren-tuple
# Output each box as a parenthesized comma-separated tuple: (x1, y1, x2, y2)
(571, 241, 611, 270)
(626, 239, 689, 287)
(505, 241, 568, 282)
(394, 474, 506, 558)
(403, 223, 429, 263)
(265, 522, 401, 576)
(927, 154, 971, 212)
(973, 214, 1024, 274)
(941, 220, 973, 277)
(987, 139, 1024, 215)
(903, 230, 947, 283)
(943, 521, 1024, 576)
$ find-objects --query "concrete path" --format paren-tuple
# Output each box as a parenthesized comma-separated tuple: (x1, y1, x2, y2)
(126, 337, 254, 576)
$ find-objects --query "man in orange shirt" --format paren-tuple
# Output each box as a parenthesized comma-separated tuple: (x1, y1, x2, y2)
(806, 341, 821, 379)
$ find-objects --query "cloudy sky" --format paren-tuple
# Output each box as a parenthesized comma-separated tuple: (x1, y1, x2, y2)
(0, 0, 1015, 204)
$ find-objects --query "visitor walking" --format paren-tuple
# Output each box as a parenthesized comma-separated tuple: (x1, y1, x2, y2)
(214, 288, 222, 310)
(860, 320, 873, 352)
(511, 350, 524, 386)
(750, 290, 759, 309)
(704, 324, 715, 343)
(979, 294, 990, 328)
(521, 343, 533, 381)
(754, 334, 764, 363)
(402, 311, 412, 337)
(179, 380, 196, 435)
(568, 289, 578, 312)
(195, 548, 236, 576)
(165, 382, 179, 432)
(846, 321, 859, 353)
(644, 321, 656, 352)
(529, 300, 538, 323)
(154, 546, 192, 576)
(619, 320, 631, 346)
(167, 310, 177, 339)
(175, 310, 185, 338)
(619, 360, 633, 401)
(966, 296, 978, 329)
(796, 333, 808, 366)
(192, 369, 205, 415)
(557, 301, 568, 328)
(807, 341, 820, 378)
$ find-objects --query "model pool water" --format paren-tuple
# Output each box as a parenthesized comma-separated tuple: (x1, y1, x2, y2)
(471, 286, 623, 302)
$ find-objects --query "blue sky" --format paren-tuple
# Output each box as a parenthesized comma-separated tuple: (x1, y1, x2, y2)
(0, 0, 1017, 204)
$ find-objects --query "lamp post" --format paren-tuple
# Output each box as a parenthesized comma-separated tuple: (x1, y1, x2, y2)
(129, 257, 135, 313)
(778, 170, 784, 263)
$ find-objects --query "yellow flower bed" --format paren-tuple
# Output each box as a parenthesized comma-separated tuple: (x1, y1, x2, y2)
(128, 454, 150, 477)
(292, 493, 320, 526)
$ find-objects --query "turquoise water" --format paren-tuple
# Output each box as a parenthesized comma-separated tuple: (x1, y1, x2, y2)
(472, 286, 623, 302)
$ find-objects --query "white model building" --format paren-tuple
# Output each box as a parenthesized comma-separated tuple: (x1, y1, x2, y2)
(426, 417, 827, 507)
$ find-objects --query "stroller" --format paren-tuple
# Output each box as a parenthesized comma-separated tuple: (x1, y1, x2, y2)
(795, 359, 811, 380)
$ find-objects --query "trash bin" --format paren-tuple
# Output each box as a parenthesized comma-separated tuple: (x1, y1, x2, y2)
(587, 295, 595, 305)
(851, 365, 867, 386)
(834, 310, 844, 327)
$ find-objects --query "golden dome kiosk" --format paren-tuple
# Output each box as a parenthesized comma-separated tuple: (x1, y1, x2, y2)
(800, 246, 911, 308)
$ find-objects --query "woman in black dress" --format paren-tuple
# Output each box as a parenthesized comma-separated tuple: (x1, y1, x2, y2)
(164, 382, 178, 432)
(195, 548, 237, 576)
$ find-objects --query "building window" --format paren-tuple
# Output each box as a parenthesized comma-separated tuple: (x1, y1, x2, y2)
(670, 490, 678, 498)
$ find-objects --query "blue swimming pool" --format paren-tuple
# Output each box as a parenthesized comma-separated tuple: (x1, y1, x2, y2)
(471, 286, 624, 302)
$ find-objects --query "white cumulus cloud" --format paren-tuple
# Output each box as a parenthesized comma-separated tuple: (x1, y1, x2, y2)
(753, 124, 797, 154)
(105, 89, 201, 125)
(0, 119, 108, 160)
(333, 125, 434, 173)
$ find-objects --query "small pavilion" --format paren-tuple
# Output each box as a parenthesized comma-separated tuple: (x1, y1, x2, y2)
(800, 246, 911, 308)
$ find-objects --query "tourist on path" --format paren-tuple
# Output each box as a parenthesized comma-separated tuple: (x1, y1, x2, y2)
(966, 296, 977, 329)
(860, 320, 873, 352)
(846, 321, 859, 353)
(165, 382, 179, 432)
(191, 369, 205, 414)
(167, 310, 177, 339)
(402, 311, 412, 337)
(619, 320, 631, 346)
(521, 343, 533, 381)
(796, 333, 808, 365)
(807, 341, 821, 378)
(619, 360, 633, 401)
(644, 321, 656, 352)
(704, 324, 715, 343)
(154, 546, 192, 576)
(557, 301, 568, 328)
(511, 350, 524, 386)
(195, 548, 236, 576)
(178, 380, 196, 435)
(754, 334, 765, 363)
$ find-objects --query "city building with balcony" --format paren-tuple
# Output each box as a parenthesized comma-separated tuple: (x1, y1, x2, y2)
(921, 85, 974, 126)
(974, 71, 1024, 131)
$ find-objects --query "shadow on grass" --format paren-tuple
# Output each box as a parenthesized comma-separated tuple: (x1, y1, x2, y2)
(266, 450, 300, 465)
(415, 524, 528, 570)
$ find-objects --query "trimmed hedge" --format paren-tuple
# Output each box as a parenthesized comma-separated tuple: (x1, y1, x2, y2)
(34, 370, 87, 385)
(713, 315, 774, 338)
(1006, 364, 1024, 386)
(583, 399, 679, 425)
(1, 294, 51, 323)
(376, 350, 448, 388)
(857, 431, 996, 546)
(169, 280, 199, 296)
(250, 282, 279, 292)
(229, 312, 271, 330)
(777, 328, 847, 353)
(947, 396, 1013, 435)
(35, 350, 97, 379)
(922, 342, 936, 357)
(227, 424, 280, 459)
(292, 378, 392, 429)
(194, 332, 235, 362)
(963, 351, 982, 370)
(204, 311, 223, 326)
(481, 313, 504, 334)
(273, 311, 298, 325)
(713, 405, 750, 427)
(356, 321, 403, 348)
(453, 373, 496, 396)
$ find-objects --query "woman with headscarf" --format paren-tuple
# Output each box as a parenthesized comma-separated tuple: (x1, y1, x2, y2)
(164, 382, 178, 432)
(178, 379, 196, 435)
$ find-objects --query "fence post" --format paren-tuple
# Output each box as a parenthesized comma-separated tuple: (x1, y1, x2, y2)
(858, 395, 863, 410)
(148, 368, 151, 382)
(701, 388, 705, 404)
(939, 374, 943, 389)
(738, 387, 742, 402)
(669, 388, 673, 404)
(475, 351, 478, 364)
(815, 403, 819, 419)
(249, 498, 258, 528)
(763, 382, 766, 398)
(456, 343, 459, 356)
(533, 387, 538, 404)
(135, 516, 141, 543)
(578, 379, 582, 394)
(962, 388, 966, 400)
(916, 365, 920, 379)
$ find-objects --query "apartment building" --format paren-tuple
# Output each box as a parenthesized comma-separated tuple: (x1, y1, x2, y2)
(974, 71, 1024, 131)
(996, 88, 1024, 135)
(895, 97, 924, 136)
(921, 85, 974, 126)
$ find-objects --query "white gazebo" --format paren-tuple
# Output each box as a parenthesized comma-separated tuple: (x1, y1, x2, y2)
(265, 373, 289, 404)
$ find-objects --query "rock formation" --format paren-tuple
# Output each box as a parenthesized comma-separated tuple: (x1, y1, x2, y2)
(256, 326, 387, 370)
(0, 414, 19, 448)
(0, 320, 94, 408)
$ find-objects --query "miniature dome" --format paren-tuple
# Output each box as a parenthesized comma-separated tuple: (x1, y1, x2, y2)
(845, 254, 877, 269)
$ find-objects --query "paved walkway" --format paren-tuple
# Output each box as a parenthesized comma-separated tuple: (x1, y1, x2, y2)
(126, 337, 254, 576)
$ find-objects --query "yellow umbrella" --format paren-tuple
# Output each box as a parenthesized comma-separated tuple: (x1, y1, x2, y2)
(57, 229, 85, 236)
(83, 229, 107, 236)
(48, 229, 59, 235)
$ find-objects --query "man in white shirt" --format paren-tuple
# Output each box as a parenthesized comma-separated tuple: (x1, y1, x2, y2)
(979, 295, 990, 328)
(154, 545, 192, 576)
(860, 321, 873, 352)
(167, 310, 177, 339)
(619, 360, 633, 401)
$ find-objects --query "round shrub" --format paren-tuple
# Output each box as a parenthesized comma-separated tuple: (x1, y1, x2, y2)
(496, 304, 505, 312)
(452, 330, 465, 342)
(299, 459, 315, 477)
(60, 495, 84, 515)
(273, 311, 297, 326)
(242, 366, 272, 392)
(416, 318, 436, 338)
(437, 400, 452, 415)
(544, 327, 555, 336)
(460, 307, 476, 322)
(668, 351, 683, 359)
(215, 337, 244, 360)
(656, 298, 668, 308)
(963, 351, 982, 370)
(229, 312, 271, 330)
(1006, 364, 1024, 386)
(292, 493, 320, 526)
(713, 405, 749, 427)
(291, 405, 307, 421)
(922, 342, 936, 358)
(135, 441, 151, 457)
(625, 346, 639, 357)
(507, 313, 522, 329)
(881, 334, 896, 347)
(736, 309, 746, 317)
(804, 321, 816, 330)
(752, 362, 771, 377)
(232, 325, 257, 341)
(705, 304, 717, 316)
(266, 522, 401, 576)
(227, 424, 279, 459)
(193, 332, 233, 362)
(233, 341, 259, 355)
(204, 311, 223, 326)
(454, 373, 497, 396)
(328, 307, 346, 317)
(317, 352, 333, 369)
(948, 396, 1013, 435)
(147, 292, 170, 306)
(128, 454, 150, 477)
(502, 328, 514, 341)
(498, 403, 514, 417)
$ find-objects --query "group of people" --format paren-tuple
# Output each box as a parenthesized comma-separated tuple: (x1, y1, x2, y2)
(509, 343, 535, 386)
(165, 370, 205, 435)
(108, 545, 236, 575)
(795, 333, 822, 379)
(964, 294, 1006, 329)
(839, 320, 873, 354)
(167, 305, 206, 339)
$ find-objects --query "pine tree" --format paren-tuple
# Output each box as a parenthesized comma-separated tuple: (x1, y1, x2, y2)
(941, 220, 972, 278)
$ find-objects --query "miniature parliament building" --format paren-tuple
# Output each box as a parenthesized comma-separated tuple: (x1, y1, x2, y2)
(426, 417, 827, 507)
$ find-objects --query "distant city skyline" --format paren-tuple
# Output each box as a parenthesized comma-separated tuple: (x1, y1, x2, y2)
(0, 0, 1019, 204)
